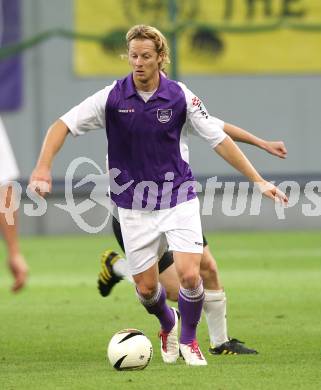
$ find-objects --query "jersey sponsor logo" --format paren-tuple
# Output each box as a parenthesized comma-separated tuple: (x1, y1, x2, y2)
(157, 108, 172, 123)
(192, 96, 209, 119)
(118, 108, 135, 113)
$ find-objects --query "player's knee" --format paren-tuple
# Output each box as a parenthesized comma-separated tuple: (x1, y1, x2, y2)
(179, 270, 200, 289)
(136, 283, 158, 299)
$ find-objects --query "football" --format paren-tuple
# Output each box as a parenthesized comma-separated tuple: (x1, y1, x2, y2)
(107, 329, 153, 371)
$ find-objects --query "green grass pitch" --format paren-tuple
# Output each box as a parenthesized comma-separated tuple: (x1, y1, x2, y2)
(0, 231, 320, 389)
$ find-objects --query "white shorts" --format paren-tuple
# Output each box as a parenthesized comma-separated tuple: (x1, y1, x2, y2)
(118, 197, 203, 275)
(0, 117, 19, 185)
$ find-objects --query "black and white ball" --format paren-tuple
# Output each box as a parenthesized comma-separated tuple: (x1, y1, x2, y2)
(107, 329, 153, 371)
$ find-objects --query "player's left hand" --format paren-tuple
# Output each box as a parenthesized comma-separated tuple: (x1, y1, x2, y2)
(258, 181, 288, 204)
(264, 141, 287, 159)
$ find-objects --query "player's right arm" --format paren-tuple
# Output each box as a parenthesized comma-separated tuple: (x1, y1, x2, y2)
(30, 120, 69, 196)
(29, 84, 114, 197)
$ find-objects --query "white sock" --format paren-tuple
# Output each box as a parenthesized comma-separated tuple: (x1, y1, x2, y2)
(113, 257, 134, 283)
(203, 289, 229, 347)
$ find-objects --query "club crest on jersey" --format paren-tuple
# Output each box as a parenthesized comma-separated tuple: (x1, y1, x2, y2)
(157, 109, 172, 123)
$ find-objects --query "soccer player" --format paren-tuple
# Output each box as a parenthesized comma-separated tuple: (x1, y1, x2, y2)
(30, 25, 287, 366)
(0, 116, 28, 292)
(98, 136, 287, 355)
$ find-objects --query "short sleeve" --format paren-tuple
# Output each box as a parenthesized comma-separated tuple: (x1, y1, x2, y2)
(178, 82, 227, 148)
(60, 81, 116, 136)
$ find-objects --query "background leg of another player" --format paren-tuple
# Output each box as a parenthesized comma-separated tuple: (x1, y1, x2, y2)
(0, 185, 28, 292)
(110, 253, 180, 301)
(200, 245, 229, 347)
(159, 263, 179, 301)
(112, 256, 134, 282)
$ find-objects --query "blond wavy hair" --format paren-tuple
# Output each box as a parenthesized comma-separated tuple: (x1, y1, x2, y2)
(126, 25, 170, 72)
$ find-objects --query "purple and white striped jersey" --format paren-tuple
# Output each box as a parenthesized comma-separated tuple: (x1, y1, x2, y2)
(60, 73, 226, 210)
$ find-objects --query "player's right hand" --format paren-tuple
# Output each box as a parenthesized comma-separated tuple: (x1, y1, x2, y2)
(29, 167, 52, 197)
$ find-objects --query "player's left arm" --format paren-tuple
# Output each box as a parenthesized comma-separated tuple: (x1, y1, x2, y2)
(223, 123, 287, 159)
(179, 84, 288, 204)
(214, 136, 288, 204)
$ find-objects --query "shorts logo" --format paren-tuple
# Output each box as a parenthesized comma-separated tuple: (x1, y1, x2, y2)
(194, 241, 203, 246)
(157, 109, 172, 123)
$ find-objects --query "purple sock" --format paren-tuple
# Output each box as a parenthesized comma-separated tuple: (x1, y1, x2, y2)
(178, 280, 204, 344)
(137, 283, 174, 333)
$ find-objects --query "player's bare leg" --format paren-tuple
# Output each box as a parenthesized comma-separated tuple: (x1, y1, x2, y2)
(0, 185, 28, 292)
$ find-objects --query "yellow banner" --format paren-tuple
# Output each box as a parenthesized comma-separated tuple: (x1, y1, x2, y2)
(74, 0, 321, 75)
